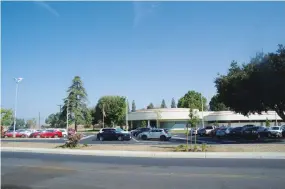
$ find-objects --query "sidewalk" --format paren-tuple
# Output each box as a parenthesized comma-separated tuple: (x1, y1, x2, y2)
(2, 147, 285, 159)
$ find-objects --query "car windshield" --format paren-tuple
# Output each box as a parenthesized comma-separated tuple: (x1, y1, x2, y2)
(115, 128, 124, 132)
(270, 127, 280, 130)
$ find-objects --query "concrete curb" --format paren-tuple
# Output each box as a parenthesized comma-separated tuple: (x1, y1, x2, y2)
(1, 147, 285, 159)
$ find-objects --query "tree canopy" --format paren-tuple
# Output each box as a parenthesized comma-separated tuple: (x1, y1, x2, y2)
(160, 99, 167, 108)
(61, 76, 89, 131)
(94, 96, 127, 126)
(215, 44, 285, 121)
(1, 108, 13, 126)
(171, 98, 176, 108)
(209, 94, 228, 111)
(177, 90, 207, 111)
(147, 103, 154, 109)
(26, 118, 37, 129)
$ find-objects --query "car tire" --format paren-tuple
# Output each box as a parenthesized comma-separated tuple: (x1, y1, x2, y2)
(99, 136, 104, 141)
(118, 136, 123, 141)
(141, 135, 147, 140)
(160, 135, 166, 141)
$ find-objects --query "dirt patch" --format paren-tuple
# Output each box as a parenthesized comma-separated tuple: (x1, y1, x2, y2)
(1, 142, 285, 152)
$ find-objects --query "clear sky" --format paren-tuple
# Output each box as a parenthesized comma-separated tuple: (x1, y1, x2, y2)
(2, 1, 285, 121)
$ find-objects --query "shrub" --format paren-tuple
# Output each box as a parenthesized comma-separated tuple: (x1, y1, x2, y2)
(64, 133, 83, 148)
(201, 143, 208, 152)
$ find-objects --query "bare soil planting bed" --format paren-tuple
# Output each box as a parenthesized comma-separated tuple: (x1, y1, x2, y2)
(2, 142, 285, 152)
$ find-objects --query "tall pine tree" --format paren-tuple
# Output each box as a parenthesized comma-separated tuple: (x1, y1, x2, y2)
(171, 98, 176, 108)
(161, 99, 167, 108)
(131, 100, 136, 112)
(62, 76, 89, 131)
(147, 103, 154, 109)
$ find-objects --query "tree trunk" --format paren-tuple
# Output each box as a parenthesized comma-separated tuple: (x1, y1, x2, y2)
(190, 128, 193, 151)
(75, 120, 77, 132)
(194, 126, 197, 145)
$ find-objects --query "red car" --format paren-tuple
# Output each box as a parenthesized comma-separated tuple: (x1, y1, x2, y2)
(4, 131, 23, 138)
(30, 130, 45, 138)
(40, 129, 63, 138)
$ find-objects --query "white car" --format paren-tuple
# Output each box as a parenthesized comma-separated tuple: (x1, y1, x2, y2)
(58, 129, 67, 137)
(138, 129, 171, 141)
(17, 129, 35, 138)
(268, 126, 283, 138)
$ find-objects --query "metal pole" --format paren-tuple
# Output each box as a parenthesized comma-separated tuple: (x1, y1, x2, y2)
(275, 112, 277, 126)
(13, 83, 19, 137)
(57, 105, 62, 113)
(66, 100, 69, 131)
(102, 104, 105, 128)
(126, 97, 128, 130)
(201, 95, 205, 128)
(38, 112, 41, 129)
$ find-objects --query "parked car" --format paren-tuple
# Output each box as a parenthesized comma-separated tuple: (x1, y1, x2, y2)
(242, 126, 268, 139)
(228, 127, 243, 138)
(215, 127, 228, 138)
(132, 127, 151, 137)
(268, 126, 283, 138)
(241, 124, 256, 134)
(138, 128, 172, 141)
(199, 126, 216, 136)
(96, 128, 131, 141)
(59, 129, 67, 137)
(30, 130, 45, 138)
(40, 129, 63, 138)
(18, 129, 35, 138)
(4, 130, 23, 138)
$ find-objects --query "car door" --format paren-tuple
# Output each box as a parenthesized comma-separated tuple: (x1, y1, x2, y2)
(148, 130, 156, 139)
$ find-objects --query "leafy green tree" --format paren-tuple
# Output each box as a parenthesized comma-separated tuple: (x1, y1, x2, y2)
(147, 103, 154, 109)
(61, 76, 89, 131)
(177, 90, 207, 111)
(94, 96, 126, 126)
(45, 113, 65, 128)
(9, 118, 25, 129)
(215, 45, 285, 121)
(84, 108, 93, 128)
(209, 94, 228, 111)
(1, 108, 13, 126)
(160, 99, 167, 108)
(188, 108, 200, 151)
(171, 98, 176, 108)
(26, 118, 37, 128)
(131, 100, 136, 112)
(265, 118, 271, 127)
(141, 120, 147, 128)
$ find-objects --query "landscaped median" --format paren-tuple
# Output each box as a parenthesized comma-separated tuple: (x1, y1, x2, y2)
(1, 141, 285, 159)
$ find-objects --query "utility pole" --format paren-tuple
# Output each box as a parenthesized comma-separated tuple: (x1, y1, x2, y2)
(38, 112, 41, 129)
(57, 105, 62, 113)
(13, 78, 23, 137)
(125, 97, 129, 130)
(66, 100, 69, 131)
(201, 94, 205, 128)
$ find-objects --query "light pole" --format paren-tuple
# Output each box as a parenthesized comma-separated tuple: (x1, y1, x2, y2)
(13, 78, 23, 137)
(125, 97, 129, 130)
(66, 99, 69, 131)
(201, 94, 205, 128)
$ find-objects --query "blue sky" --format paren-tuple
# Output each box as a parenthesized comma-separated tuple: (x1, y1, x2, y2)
(2, 1, 285, 121)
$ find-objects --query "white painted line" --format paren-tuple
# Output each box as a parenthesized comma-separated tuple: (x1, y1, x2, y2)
(80, 135, 93, 140)
(131, 137, 140, 143)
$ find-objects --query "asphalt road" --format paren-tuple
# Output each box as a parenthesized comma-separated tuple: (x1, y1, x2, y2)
(1, 135, 185, 145)
(2, 152, 285, 189)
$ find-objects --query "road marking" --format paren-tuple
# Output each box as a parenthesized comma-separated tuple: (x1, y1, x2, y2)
(80, 135, 93, 140)
(131, 137, 140, 143)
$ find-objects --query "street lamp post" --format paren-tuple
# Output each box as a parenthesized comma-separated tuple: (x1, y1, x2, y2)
(201, 95, 205, 128)
(125, 97, 129, 130)
(13, 78, 23, 138)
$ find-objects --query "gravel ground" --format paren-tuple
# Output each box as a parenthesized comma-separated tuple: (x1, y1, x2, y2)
(2, 142, 285, 152)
